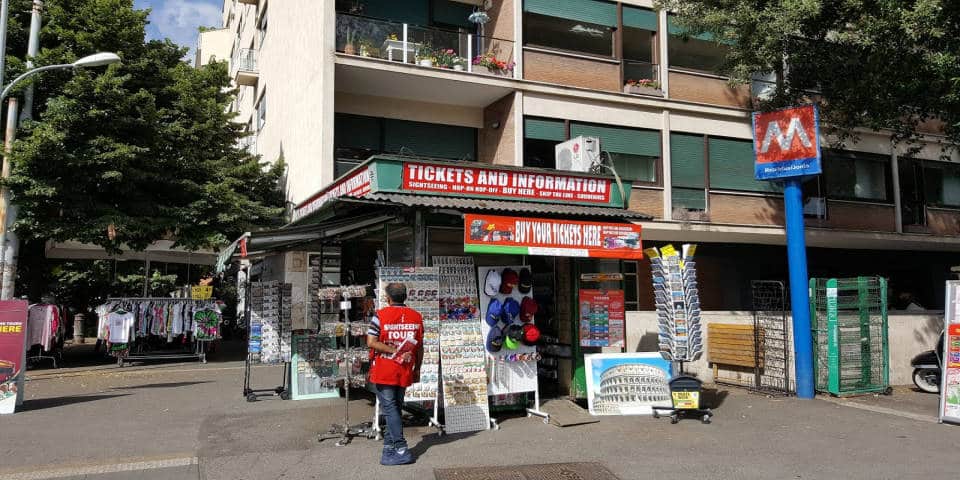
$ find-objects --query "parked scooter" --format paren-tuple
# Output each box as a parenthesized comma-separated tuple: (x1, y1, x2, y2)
(911, 330, 944, 393)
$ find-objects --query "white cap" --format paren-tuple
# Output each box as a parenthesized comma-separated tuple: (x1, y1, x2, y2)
(484, 269, 502, 297)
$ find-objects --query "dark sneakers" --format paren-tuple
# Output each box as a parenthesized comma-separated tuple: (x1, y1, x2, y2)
(380, 446, 414, 466)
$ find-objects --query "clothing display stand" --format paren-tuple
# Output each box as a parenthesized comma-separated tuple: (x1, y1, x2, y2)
(105, 298, 215, 367)
(243, 281, 290, 402)
(318, 285, 376, 447)
(26, 304, 64, 369)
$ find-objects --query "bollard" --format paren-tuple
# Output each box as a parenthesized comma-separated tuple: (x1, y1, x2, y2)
(73, 312, 85, 344)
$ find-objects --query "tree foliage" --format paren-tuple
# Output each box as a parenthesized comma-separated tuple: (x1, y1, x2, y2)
(4, 0, 285, 255)
(657, 0, 960, 147)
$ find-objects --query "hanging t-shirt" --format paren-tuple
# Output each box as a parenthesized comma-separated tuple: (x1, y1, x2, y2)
(107, 311, 135, 344)
(194, 309, 220, 341)
(172, 304, 183, 335)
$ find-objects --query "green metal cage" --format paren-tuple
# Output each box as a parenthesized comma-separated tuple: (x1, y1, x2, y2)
(810, 277, 890, 396)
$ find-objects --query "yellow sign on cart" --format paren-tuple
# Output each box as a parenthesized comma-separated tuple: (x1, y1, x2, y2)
(191, 285, 213, 300)
(672, 391, 700, 410)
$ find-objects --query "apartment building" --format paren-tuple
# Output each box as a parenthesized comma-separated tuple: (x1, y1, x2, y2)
(202, 1, 960, 317)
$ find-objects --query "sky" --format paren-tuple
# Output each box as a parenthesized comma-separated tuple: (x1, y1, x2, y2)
(134, 0, 223, 60)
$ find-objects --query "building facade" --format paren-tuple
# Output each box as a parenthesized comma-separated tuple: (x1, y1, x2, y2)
(203, 0, 957, 393)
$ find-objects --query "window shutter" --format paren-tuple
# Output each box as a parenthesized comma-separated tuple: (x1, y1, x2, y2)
(570, 123, 661, 157)
(673, 187, 706, 210)
(384, 119, 476, 160)
(524, 118, 566, 141)
(432, 0, 473, 29)
(708, 137, 781, 193)
(670, 133, 705, 188)
(667, 15, 716, 42)
(362, 0, 429, 26)
(623, 6, 658, 31)
(524, 0, 618, 28)
(335, 113, 381, 150)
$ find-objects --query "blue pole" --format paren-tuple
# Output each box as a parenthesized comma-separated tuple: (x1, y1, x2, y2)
(784, 177, 815, 398)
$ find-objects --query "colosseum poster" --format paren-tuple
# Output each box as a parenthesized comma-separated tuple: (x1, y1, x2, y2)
(584, 353, 673, 416)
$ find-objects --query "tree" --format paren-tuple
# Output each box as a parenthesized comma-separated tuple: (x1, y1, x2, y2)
(1, 0, 285, 299)
(657, 0, 960, 148)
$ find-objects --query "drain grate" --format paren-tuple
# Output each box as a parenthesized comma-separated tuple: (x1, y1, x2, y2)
(435, 462, 620, 480)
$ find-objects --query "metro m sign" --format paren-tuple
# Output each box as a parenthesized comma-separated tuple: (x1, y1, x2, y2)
(752, 105, 822, 180)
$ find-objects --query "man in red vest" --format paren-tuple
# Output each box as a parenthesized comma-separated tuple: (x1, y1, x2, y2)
(367, 282, 423, 465)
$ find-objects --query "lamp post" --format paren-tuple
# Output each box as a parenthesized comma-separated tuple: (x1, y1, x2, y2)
(0, 52, 121, 299)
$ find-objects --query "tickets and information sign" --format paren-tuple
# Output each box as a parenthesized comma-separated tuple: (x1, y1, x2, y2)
(403, 162, 611, 204)
(463, 214, 643, 259)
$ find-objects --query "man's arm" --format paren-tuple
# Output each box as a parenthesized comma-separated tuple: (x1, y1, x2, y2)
(366, 335, 397, 355)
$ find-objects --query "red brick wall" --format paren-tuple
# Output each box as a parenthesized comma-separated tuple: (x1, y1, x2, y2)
(479, 93, 516, 165)
(926, 208, 960, 236)
(485, 0, 514, 42)
(709, 193, 784, 226)
(628, 188, 664, 219)
(523, 49, 621, 92)
(807, 201, 897, 232)
(669, 71, 751, 109)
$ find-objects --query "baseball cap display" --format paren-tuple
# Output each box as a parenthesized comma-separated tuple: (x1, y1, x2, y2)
(500, 268, 519, 294)
(520, 297, 538, 323)
(485, 298, 503, 326)
(505, 323, 524, 342)
(484, 269, 502, 297)
(487, 326, 504, 352)
(502, 297, 521, 320)
(518, 268, 533, 294)
(522, 323, 540, 345)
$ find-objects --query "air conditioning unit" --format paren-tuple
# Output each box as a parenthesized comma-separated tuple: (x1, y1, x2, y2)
(555, 136, 600, 173)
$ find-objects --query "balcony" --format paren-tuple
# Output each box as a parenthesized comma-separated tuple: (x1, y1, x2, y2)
(232, 48, 258, 86)
(622, 61, 662, 97)
(336, 13, 517, 80)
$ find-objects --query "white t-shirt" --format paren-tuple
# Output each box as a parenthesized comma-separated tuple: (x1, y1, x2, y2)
(107, 312, 134, 344)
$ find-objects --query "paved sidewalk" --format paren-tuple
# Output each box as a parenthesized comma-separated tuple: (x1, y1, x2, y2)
(1, 362, 957, 480)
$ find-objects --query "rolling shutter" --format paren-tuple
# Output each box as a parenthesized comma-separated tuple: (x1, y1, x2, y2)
(570, 123, 660, 157)
(335, 113, 381, 150)
(670, 133, 705, 188)
(384, 119, 476, 160)
(708, 137, 781, 193)
(432, 0, 473, 29)
(524, 0, 618, 28)
(524, 118, 566, 141)
(623, 6, 658, 31)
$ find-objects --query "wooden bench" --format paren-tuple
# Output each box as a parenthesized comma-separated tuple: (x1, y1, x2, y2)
(708, 324, 762, 386)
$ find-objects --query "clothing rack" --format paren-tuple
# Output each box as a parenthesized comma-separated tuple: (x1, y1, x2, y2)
(26, 304, 64, 369)
(103, 297, 219, 367)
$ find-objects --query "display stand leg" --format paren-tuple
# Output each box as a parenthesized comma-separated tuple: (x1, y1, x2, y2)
(319, 292, 374, 446)
(526, 388, 550, 425)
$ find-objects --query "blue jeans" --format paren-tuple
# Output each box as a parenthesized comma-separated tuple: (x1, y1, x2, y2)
(375, 384, 407, 450)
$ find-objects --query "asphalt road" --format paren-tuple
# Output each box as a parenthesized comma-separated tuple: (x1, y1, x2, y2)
(1, 358, 957, 480)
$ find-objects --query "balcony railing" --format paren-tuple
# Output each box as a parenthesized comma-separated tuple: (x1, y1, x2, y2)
(622, 60, 662, 96)
(238, 133, 257, 156)
(336, 13, 517, 79)
(232, 48, 259, 86)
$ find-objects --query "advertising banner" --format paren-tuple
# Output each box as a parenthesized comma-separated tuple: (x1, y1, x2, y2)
(292, 166, 372, 222)
(584, 353, 673, 416)
(0, 300, 29, 414)
(403, 162, 611, 204)
(463, 214, 643, 259)
(753, 105, 822, 180)
(941, 281, 960, 424)
(579, 289, 625, 348)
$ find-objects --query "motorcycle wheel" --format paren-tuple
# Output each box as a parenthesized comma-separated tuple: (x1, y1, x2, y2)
(912, 368, 940, 394)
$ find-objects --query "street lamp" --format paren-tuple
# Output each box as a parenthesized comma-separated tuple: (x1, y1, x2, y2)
(0, 51, 121, 299)
(0, 52, 121, 99)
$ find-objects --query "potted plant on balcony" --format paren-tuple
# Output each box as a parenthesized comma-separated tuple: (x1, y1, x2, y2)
(472, 52, 515, 76)
(416, 45, 435, 67)
(358, 39, 376, 58)
(624, 78, 662, 96)
(452, 56, 466, 71)
(343, 28, 357, 56)
(435, 48, 457, 69)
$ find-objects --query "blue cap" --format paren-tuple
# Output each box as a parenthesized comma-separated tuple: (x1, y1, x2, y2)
(486, 298, 503, 326)
(502, 297, 521, 319)
(487, 326, 504, 352)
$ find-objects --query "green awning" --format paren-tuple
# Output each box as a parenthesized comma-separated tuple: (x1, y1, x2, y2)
(623, 6, 658, 31)
(524, 0, 618, 28)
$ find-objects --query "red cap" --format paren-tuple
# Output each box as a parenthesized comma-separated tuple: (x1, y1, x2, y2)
(520, 296, 538, 323)
(522, 323, 540, 345)
(500, 268, 519, 294)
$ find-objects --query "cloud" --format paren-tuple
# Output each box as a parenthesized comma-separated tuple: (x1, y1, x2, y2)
(142, 0, 222, 57)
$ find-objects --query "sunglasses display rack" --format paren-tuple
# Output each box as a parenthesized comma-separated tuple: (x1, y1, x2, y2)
(318, 285, 378, 447)
(243, 281, 291, 402)
(435, 256, 492, 434)
(477, 265, 549, 425)
(646, 244, 704, 369)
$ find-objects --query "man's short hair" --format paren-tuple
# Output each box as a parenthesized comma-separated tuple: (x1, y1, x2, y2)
(385, 282, 407, 304)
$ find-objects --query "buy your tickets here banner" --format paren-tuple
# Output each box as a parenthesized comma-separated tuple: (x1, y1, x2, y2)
(403, 162, 612, 204)
(463, 214, 642, 259)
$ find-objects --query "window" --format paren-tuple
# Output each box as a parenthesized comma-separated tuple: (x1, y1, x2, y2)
(622, 6, 658, 81)
(523, 0, 617, 57)
(667, 15, 729, 73)
(670, 133, 706, 210)
(334, 113, 477, 175)
(523, 117, 662, 185)
(256, 94, 266, 131)
(922, 161, 960, 208)
(258, 9, 267, 47)
(708, 137, 781, 193)
(899, 158, 960, 225)
(823, 150, 891, 202)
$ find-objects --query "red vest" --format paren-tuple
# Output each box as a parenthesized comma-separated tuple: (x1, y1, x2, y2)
(369, 306, 423, 387)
